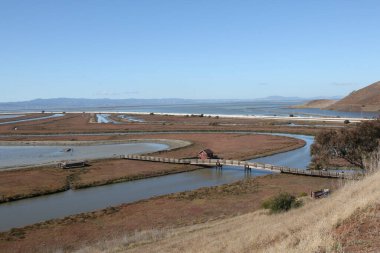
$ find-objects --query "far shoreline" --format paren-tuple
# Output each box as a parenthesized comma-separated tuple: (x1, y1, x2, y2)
(0, 111, 371, 123)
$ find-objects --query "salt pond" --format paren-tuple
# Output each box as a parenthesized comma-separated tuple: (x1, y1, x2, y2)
(0, 143, 168, 169)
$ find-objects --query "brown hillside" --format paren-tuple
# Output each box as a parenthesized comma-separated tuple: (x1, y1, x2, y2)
(291, 99, 337, 109)
(328, 81, 380, 112)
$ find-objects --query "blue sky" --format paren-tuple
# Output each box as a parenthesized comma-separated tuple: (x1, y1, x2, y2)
(1, 0, 379, 102)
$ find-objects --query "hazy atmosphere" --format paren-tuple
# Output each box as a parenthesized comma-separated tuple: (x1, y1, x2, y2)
(1, 2, 380, 253)
(1, 1, 380, 102)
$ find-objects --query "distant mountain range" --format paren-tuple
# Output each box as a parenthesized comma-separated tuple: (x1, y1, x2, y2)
(0, 97, 292, 111)
(0, 95, 343, 112)
(0, 98, 223, 111)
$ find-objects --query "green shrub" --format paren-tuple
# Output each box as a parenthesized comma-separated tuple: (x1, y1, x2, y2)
(298, 192, 308, 197)
(262, 192, 303, 213)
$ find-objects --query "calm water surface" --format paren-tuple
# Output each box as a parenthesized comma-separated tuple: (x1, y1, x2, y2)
(0, 114, 24, 119)
(0, 113, 64, 125)
(0, 143, 168, 169)
(95, 102, 378, 118)
(1, 101, 378, 118)
(250, 134, 313, 169)
(118, 115, 145, 122)
(0, 167, 271, 231)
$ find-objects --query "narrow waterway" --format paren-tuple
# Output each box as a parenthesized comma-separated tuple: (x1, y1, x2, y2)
(0, 167, 272, 231)
(250, 133, 313, 169)
(0, 133, 313, 232)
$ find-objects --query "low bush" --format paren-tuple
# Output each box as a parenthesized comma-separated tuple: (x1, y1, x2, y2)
(299, 192, 308, 197)
(262, 192, 303, 213)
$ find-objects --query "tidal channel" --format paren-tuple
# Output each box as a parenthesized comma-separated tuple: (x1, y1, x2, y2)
(0, 133, 313, 231)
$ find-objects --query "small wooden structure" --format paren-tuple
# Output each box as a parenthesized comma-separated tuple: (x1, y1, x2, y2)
(58, 161, 87, 169)
(198, 149, 215, 160)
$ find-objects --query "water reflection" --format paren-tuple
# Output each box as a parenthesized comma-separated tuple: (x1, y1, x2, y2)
(118, 115, 145, 122)
(0, 114, 64, 125)
(0, 143, 168, 169)
(0, 114, 25, 120)
(250, 134, 314, 169)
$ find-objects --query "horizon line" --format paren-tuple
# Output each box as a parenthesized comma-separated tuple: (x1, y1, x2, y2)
(0, 96, 342, 103)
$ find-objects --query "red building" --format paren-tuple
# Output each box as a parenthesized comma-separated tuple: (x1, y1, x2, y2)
(198, 149, 214, 160)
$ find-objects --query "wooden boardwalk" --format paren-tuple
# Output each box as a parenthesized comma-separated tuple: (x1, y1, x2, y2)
(124, 154, 360, 180)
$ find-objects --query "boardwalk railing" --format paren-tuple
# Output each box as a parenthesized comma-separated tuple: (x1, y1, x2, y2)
(124, 154, 281, 173)
(280, 167, 362, 180)
(123, 154, 361, 180)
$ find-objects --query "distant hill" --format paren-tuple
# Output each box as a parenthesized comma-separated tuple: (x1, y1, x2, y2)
(256, 96, 304, 101)
(327, 81, 380, 112)
(291, 99, 337, 109)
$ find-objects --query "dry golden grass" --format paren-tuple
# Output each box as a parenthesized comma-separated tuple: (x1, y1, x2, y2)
(75, 165, 380, 253)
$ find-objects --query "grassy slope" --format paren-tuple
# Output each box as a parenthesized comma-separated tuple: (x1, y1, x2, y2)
(76, 166, 380, 253)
